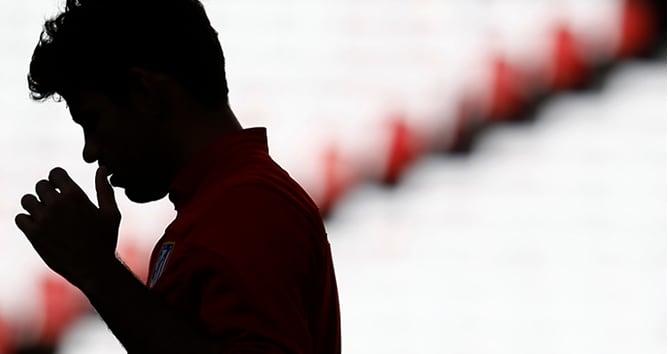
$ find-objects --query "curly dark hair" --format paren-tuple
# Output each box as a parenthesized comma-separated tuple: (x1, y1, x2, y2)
(28, 0, 229, 107)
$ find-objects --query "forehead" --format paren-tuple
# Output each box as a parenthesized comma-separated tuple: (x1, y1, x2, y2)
(64, 92, 125, 128)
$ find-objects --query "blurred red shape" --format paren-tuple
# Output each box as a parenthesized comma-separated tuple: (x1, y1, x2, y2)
(550, 25, 590, 91)
(38, 275, 88, 347)
(383, 116, 420, 185)
(0, 316, 14, 354)
(488, 57, 529, 122)
(617, 0, 658, 58)
(448, 95, 482, 154)
(320, 145, 351, 217)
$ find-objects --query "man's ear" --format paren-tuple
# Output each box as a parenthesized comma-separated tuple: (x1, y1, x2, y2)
(126, 67, 167, 118)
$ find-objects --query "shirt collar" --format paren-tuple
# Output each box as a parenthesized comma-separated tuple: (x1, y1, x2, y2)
(168, 127, 269, 210)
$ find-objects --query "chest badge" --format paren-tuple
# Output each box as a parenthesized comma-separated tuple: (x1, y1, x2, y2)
(149, 242, 175, 288)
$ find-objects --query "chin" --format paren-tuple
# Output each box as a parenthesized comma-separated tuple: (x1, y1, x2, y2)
(124, 187, 169, 204)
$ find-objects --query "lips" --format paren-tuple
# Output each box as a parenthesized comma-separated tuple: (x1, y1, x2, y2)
(99, 164, 120, 187)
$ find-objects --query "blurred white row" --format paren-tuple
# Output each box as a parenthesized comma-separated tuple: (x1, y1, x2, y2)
(0, 0, 661, 353)
(55, 57, 666, 354)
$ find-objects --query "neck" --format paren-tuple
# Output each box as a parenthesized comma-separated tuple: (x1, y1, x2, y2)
(168, 101, 243, 177)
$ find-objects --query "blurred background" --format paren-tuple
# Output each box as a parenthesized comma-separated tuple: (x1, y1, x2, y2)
(0, 0, 665, 353)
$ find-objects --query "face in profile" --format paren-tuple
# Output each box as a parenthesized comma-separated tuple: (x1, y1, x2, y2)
(65, 90, 176, 203)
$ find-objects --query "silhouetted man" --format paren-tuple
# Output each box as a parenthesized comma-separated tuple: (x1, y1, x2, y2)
(15, 0, 341, 353)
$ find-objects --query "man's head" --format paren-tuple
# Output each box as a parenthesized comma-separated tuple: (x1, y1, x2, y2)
(28, 0, 232, 203)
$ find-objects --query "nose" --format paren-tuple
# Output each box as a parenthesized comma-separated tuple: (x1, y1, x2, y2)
(82, 138, 99, 164)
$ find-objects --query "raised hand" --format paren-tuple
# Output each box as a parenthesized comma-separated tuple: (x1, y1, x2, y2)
(15, 167, 122, 288)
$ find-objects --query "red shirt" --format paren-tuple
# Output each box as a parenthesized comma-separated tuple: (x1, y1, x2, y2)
(147, 127, 341, 354)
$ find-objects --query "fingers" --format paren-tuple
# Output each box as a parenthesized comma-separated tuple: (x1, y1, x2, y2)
(19, 194, 45, 238)
(15, 213, 37, 235)
(20, 194, 43, 219)
(95, 166, 120, 220)
(48, 167, 82, 196)
(35, 179, 59, 206)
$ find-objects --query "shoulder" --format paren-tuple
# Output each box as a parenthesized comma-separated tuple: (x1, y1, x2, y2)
(183, 162, 326, 259)
(181, 181, 320, 284)
(196, 157, 322, 231)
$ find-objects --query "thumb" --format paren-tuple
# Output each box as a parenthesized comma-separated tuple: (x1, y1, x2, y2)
(96, 166, 120, 220)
